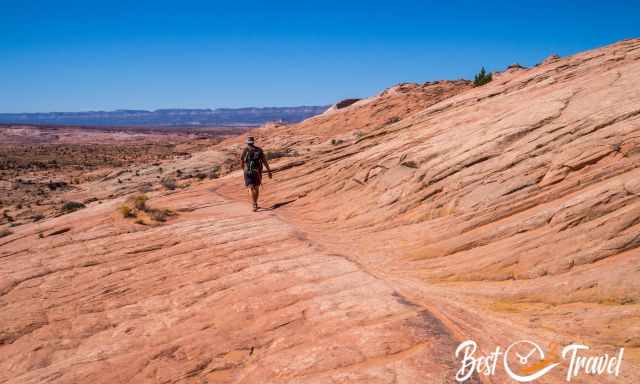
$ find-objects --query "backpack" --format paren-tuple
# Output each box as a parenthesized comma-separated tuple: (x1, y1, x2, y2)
(244, 147, 262, 174)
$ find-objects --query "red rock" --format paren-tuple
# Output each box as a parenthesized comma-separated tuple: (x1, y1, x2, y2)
(2, 38, 640, 383)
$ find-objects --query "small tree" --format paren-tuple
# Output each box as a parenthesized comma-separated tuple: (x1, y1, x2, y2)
(473, 67, 492, 87)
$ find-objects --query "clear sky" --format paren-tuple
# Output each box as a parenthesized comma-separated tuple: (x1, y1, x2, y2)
(1, 0, 638, 113)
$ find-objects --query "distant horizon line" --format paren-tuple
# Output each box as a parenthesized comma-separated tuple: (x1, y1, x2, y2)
(0, 77, 481, 115)
(0, 105, 332, 115)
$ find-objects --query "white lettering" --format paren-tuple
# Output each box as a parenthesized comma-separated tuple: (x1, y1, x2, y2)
(455, 340, 624, 382)
(562, 343, 624, 381)
(455, 340, 478, 382)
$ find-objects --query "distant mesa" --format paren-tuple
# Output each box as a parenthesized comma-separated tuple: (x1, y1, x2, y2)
(0, 106, 329, 127)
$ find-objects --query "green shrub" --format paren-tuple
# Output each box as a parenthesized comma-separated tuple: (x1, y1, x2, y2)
(61, 201, 86, 213)
(473, 67, 492, 86)
(0, 229, 12, 238)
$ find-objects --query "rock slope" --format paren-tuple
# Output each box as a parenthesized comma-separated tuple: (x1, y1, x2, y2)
(2, 39, 640, 383)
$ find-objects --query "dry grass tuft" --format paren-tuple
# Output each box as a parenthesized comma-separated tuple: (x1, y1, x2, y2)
(119, 205, 135, 218)
(118, 194, 176, 224)
(132, 195, 148, 211)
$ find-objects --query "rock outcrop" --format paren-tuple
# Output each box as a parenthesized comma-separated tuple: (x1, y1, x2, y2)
(334, 98, 362, 109)
(2, 39, 640, 383)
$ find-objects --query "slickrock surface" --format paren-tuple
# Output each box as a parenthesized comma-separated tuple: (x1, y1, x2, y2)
(2, 39, 640, 383)
(241, 80, 472, 147)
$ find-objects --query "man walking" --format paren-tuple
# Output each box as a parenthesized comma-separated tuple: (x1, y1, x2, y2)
(240, 136, 272, 211)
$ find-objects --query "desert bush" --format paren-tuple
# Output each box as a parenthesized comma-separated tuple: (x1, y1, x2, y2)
(473, 67, 492, 86)
(62, 201, 86, 213)
(119, 193, 176, 223)
(147, 208, 175, 222)
(266, 150, 295, 160)
(161, 176, 177, 190)
(148, 209, 166, 222)
(132, 195, 148, 211)
(0, 229, 12, 238)
(119, 205, 135, 218)
(196, 173, 207, 180)
(331, 139, 344, 146)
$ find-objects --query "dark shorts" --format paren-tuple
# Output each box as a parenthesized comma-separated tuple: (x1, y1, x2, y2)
(244, 171, 261, 187)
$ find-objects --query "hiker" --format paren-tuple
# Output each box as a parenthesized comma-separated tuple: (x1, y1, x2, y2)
(240, 136, 272, 211)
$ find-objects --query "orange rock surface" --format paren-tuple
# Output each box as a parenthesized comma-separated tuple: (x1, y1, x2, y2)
(2, 39, 640, 383)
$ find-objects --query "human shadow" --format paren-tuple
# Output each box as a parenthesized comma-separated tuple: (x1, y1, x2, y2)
(270, 199, 296, 210)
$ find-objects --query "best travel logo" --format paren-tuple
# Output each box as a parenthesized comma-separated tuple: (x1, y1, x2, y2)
(455, 339, 624, 382)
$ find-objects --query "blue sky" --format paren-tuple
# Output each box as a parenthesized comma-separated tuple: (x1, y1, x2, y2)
(1, 0, 638, 112)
